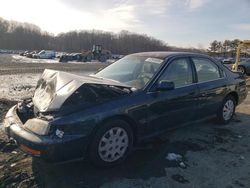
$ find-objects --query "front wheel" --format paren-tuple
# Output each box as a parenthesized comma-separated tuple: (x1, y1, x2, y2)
(99, 55, 107, 62)
(217, 95, 236, 124)
(89, 119, 133, 166)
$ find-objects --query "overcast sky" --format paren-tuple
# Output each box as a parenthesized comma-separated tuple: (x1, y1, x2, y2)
(0, 0, 250, 48)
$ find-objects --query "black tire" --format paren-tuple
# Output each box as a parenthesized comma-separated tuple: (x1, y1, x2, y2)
(89, 119, 133, 167)
(217, 95, 236, 124)
(86, 55, 92, 62)
(238, 66, 246, 75)
(99, 55, 107, 62)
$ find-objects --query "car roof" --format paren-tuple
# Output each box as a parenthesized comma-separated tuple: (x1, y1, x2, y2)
(130, 51, 208, 59)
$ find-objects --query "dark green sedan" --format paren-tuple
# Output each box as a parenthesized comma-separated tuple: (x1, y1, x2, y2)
(3, 52, 247, 166)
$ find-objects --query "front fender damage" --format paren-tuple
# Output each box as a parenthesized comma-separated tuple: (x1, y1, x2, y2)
(33, 69, 132, 113)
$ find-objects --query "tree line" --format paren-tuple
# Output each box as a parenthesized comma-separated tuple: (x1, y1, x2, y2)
(0, 17, 170, 54)
(207, 39, 247, 57)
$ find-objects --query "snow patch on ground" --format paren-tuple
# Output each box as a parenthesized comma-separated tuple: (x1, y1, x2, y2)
(11, 55, 115, 64)
(12, 55, 59, 64)
(0, 74, 40, 100)
(166, 153, 183, 161)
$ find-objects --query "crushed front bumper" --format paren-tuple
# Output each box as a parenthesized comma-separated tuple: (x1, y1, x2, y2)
(3, 105, 89, 162)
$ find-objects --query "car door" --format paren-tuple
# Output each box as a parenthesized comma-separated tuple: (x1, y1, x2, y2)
(146, 57, 199, 135)
(191, 57, 228, 118)
(40, 51, 45, 58)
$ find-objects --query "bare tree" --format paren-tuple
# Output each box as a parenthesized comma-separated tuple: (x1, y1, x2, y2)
(0, 17, 208, 54)
(208, 40, 219, 55)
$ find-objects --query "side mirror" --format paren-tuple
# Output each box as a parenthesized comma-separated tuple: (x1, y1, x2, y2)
(156, 80, 174, 91)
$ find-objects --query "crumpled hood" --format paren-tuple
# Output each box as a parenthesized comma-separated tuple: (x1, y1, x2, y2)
(33, 69, 130, 112)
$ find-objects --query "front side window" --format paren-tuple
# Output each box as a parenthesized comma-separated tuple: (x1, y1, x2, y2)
(192, 58, 220, 82)
(158, 58, 193, 88)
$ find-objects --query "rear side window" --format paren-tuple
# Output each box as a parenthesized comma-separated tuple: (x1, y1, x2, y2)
(192, 58, 220, 82)
(159, 58, 193, 88)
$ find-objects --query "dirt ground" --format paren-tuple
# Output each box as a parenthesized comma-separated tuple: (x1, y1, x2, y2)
(1, 54, 250, 188)
(0, 54, 108, 75)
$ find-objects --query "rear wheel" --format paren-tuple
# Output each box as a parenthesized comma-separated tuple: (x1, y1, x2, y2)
(238, 66, 246, 75)
(89, 119, 133, 166)
(217, 95, 236, 124)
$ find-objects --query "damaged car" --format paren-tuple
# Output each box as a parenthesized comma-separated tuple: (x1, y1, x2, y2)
(3, 52, 247, 166)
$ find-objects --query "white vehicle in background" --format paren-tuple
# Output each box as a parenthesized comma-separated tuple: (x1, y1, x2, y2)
(33, 50, 56, 59)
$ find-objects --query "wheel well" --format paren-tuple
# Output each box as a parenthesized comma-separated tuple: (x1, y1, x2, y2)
(227, 92, 239, 105)
(238, 65, 246, 72)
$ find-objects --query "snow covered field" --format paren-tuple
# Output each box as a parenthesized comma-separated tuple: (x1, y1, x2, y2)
(12, 55, 59, 64)
(0, 73, 39, 101)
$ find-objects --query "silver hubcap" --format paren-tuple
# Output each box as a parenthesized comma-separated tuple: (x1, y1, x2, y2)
(98, 127, 129, 162)
(223, 99, 234, 121)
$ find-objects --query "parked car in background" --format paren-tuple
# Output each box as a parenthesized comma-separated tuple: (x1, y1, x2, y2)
(20, 51, 30, 56)
(236, 59, 250, 75)
(59, 53, 82, 62)
(214, 57, 224, 63)
(59, 45, 111, 63)
(33, 50, 56, 59)
(3, 52, 247, 166)
(26, 51, 38, 58)
(221, 58, 250, 74)
(111, 54, 124, 60)
(56, 52, 66, 59)
(0, 49, 17, 54)
(222, 58, 235, 64)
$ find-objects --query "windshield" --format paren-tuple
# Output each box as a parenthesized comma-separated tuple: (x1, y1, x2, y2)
(95, 55, 164, 89)
(39, 50, 45, 54)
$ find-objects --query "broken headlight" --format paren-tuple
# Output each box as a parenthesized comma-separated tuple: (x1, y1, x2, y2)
(23, 118, 50, 136)
(3, 117, 15, 133)
(3, 106, 17, 131)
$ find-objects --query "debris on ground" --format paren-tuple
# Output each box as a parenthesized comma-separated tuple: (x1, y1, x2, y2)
(166, 153, 183, 161)
(179, 162, 186, 169)
(10, 163, 16, 167)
